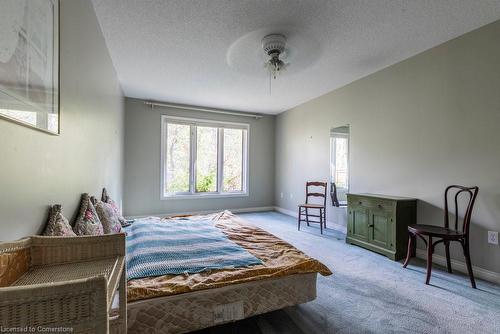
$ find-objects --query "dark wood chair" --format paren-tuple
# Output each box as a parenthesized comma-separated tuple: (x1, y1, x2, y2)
(298, 182, 327, 234)
(330, 182, 340, 207)
(402, 185, 479, 288)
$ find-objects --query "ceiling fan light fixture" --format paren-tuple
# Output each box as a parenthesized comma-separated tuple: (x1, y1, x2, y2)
(262, 34, 288, 93)
(262, 34, 287, 56)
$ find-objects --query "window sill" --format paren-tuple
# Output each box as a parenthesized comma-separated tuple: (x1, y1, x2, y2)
(161, 192, 248, 200)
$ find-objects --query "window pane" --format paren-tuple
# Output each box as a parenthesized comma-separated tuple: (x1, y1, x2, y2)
(166, 123, 191, 193)
(196, 126, 218, 192)
(334, 137, 348, 189)
(223, 129, 244, 192)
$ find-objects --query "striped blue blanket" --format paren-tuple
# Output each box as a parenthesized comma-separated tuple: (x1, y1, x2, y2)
(125, 216, 263, 280)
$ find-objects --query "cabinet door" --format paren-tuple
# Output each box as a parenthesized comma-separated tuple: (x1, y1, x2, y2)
(349, 207, 369, 241)
(368, 209, 394, 250)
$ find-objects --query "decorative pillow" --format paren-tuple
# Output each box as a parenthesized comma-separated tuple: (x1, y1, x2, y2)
(101, 188, 127, 227)
(73, 193, 104, 236)
(42, 205, 76, 237)
(93, 197, 123, 234)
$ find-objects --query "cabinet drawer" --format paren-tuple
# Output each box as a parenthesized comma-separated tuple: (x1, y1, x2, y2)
(348, 196, 395, 212)
(371, 200, 395, 213)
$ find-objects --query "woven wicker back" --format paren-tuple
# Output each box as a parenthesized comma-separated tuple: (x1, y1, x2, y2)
(0, 238, 31, 287)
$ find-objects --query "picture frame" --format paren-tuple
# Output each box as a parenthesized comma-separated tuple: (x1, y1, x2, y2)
(0, 0, 60, 135)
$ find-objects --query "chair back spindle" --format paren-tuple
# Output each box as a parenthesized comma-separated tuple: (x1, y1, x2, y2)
(444, 185, 479, 233)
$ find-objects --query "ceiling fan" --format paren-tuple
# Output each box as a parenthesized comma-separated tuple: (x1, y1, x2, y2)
(262, 34, 289, 93)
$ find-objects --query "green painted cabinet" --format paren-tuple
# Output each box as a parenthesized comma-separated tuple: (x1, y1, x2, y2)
(346, 193, 417, 260)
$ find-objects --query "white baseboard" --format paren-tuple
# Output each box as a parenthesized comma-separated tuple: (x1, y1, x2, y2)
(125, 206, 274, 220)
(415, 249, 500, 285)
(234, 206, 275, 213)
(274, 206, 347, 234)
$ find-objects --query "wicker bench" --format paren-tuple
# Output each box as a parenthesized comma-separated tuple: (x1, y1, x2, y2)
(0, 234, 126, 333)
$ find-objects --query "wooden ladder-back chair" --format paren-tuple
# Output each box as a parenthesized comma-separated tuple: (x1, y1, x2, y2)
(298, 182, 327, 234)
(403, 185, 479, 288)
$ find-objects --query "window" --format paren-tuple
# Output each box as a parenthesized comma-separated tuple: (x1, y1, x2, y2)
(330, 126, 350, 204)
(161, 116, 248, 198)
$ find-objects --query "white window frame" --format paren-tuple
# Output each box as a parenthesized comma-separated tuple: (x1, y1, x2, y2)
(160, 115, 249, 199)
(330, 130, 350, 205)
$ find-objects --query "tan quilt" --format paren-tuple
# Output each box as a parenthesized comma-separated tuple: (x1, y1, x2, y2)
(127, 211, 332, 302)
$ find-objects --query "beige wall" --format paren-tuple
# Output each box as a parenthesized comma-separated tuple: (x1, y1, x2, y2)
(123, 98, 275, 216)
(275, 20, 500, 273)
(0, 0, 124, 240)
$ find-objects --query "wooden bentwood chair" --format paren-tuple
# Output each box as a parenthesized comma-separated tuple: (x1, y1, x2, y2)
(403, 185, 479, 288)
(298, 182, 327, 234)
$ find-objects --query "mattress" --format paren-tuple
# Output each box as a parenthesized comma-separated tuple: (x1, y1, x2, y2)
(125, 272, 318, 334)
(127, 211, 332, 302)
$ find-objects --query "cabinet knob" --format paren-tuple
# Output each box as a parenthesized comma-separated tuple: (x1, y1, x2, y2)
(358, 201, 362, 205)
(378, 204, 383, 209)
(368, 224, 374, 228)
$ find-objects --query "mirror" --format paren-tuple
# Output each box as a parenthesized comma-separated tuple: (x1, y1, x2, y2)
(330, 125, 350, 205)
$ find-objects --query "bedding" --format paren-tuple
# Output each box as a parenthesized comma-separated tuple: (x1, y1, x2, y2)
(73, 193, 104, 236)
(94, 198, 124, 234)
(125, 216, 262, 279)
(127, 211, 331, 302)
(42, 204, 76, 237)
(101, 188, 127, 227)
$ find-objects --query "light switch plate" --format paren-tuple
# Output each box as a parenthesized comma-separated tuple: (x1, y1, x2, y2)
(488, 231, 498, 245)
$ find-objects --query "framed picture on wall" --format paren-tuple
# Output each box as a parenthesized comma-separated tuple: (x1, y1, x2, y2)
(0, 0, 60, 135)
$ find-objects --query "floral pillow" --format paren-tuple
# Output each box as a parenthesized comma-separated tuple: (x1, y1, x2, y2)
(73, 193, 104, 236)
(43, 204, 76, 237)
(93, 197, 123, 234)
(101, 188, 127, 227)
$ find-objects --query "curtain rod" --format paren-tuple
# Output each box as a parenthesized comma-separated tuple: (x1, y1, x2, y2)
(144, 101, 263, 119)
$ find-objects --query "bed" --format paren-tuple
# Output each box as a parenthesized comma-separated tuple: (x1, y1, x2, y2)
(122, 211, 332, 334)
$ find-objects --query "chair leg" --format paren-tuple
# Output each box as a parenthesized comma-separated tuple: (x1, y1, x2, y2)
(320, 209, 323, 235)
(402, 232, 415, 268)
(462, 240, 477, 289)
(319, 209, 323, 234)
(306, 208, 310, 226)
(297, 208, 301, 231)
(323, 208, 327, 228)
(444, 241, 452, 273)
(425, 236, 433, 285)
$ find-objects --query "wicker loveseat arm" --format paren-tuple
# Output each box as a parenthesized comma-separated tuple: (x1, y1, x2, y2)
(0, 276, 108, 333)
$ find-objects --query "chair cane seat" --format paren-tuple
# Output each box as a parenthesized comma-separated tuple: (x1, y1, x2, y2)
(298, 203, 325, 209)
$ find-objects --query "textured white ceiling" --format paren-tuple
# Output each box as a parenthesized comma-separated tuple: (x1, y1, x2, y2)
(91, 0, 500, 114)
